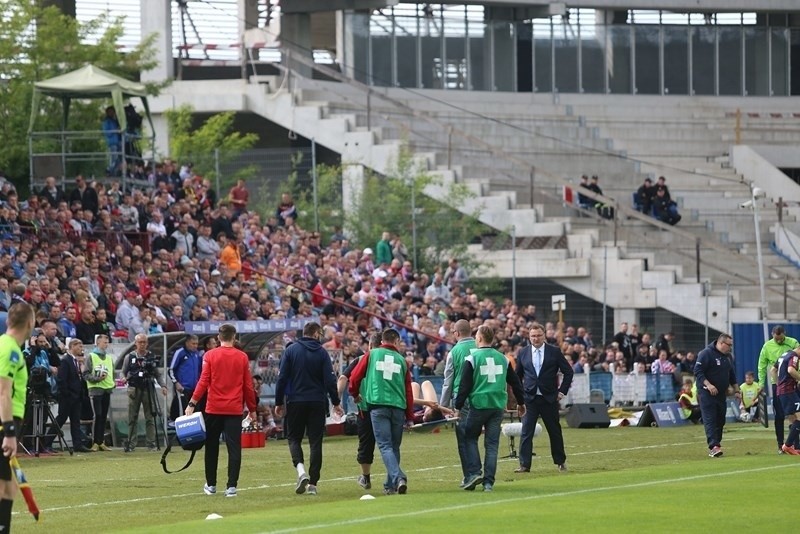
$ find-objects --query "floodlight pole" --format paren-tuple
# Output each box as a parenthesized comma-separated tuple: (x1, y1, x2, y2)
(750, 183, 769, 341)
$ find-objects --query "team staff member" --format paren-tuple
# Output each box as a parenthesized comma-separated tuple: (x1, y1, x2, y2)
(515, 323, 574, 473)
(439, 319, 476, 487)
(776, 347, 800, 455)
(349, 328, 414, 496)
(337, 332, 382, 490)
(455, 326, 525, 492)
(186, 324, 256, 498)
(83, 334, 114, 451)
(757, 325, 798, 453)
(168, 335, 203, 421)
(185, 324, 258, 497)
(695, 333, 741, 457)
(275, 322, 343, 496)
(48, 339, 92, 453)
(0, 302, 35, 532)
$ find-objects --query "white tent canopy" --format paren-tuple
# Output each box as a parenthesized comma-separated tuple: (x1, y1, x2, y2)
(29, 64, 153, 134)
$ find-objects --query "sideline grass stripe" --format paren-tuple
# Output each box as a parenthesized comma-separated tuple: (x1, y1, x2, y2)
(22, 437, 742, 515)
(264, 462, 800, 534)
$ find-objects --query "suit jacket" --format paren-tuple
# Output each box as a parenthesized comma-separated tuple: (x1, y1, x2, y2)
(516, 343, 574, 404)
(57, 355, 84, 402)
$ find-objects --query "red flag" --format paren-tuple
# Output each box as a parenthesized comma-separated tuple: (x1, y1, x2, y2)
(10, 457, 40, 522)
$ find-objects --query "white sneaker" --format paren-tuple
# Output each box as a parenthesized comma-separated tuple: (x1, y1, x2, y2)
(203, 484, 217, 495)
(306, 484, 317, 496)
(225, 487, 237, 497)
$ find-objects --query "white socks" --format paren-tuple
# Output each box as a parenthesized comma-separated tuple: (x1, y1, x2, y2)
(296, 463, 306, 477)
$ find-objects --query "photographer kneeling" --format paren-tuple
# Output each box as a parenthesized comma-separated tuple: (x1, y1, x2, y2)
(121, 333, 167, 452)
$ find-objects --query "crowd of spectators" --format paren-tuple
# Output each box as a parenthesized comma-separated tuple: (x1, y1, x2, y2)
(0, 165, 699, 392)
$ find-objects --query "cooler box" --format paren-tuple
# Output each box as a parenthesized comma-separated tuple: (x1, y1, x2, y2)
(175, 413, 206, 447)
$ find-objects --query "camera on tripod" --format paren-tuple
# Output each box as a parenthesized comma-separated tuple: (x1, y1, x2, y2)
(27, 367, 54, 400)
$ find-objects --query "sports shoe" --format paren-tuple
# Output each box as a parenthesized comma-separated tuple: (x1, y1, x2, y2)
(558, 464, 568, 472)
(306, 485, 317, 496)
(90, 443, 100, 452)
(203, 484, 217, 495)
(148, 446, 158, 452)
(295, 473, 310, 495)
(483, 484, 493, 492)
(98, 444, 112, 451)
(358, 474, 371, 490)
(781, 444, 800, 456)
(383, 487, 396, 495)
(463, 474, 483, 491)
(709, 446, 723, 458)
(123, 444, 134, 453)
(396, 479, 407, 494)
(225, 487, 237, 497)
(779, 447, 786, 454)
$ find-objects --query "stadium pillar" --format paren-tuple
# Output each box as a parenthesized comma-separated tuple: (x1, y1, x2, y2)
(342, 163, 365, 231)
(281, 13, 313, 78)
(614, 309, 639, 330)
(140, 0, 174, 83)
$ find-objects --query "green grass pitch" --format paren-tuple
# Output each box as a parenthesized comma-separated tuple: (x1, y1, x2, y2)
(12, 422, 798, 533)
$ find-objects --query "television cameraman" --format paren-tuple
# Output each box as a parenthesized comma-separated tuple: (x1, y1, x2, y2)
(120, 333, 167, 452)
(24, 332, 58, 399)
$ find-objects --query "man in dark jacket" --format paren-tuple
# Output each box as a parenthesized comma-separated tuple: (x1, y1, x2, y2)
(653, 187, 681, 225)
(275, 322, 343, 496)
(694, 333, 741, 457)
(46, 339, 92, 452)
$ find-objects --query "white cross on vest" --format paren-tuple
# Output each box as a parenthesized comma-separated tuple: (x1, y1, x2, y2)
(375, 354, 402, 380)
(480, 359, 504, 383)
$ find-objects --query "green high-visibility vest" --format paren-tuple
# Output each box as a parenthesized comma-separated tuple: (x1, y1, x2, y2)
(465, 347, 508, 410)
(363, 347, 407, 410)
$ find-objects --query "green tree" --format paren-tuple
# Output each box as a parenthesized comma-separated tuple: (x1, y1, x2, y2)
(0, 1, 159, 186)
(165, 105, 259, 192)
(273, 146, 501, 289)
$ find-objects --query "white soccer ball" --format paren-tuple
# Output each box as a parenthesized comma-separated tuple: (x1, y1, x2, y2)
(94, 365, 107, 379)
(739, 412, 751, 423)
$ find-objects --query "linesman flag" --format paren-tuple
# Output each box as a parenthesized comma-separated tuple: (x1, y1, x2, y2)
(10, 456, 40, 522)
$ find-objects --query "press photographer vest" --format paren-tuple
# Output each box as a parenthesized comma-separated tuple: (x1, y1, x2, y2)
(127, 351, 155, 388)
(88, 351, 115, 391)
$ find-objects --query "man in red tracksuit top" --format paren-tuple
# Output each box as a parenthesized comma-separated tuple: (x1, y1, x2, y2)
(186, 323, 256, 497)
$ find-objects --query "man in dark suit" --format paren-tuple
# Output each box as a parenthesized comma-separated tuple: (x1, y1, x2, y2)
(515, 323, 574, 473)
(47, 338, 92, 452)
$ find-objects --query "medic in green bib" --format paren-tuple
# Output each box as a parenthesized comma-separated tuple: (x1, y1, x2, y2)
(348, 329, 414, 495)
(757, 325, 799, 453)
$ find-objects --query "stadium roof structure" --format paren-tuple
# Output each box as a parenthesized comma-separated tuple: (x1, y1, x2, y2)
(28, 64, 153, 134)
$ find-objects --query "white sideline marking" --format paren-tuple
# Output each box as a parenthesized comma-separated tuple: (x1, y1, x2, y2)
(264, 463, 800, 534)
(10, 436, 750, 515)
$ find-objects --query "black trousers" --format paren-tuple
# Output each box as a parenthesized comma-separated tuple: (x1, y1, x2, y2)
(48, 396, 83, 448)
(170, 387, 203, 421)
(285, 401, 327, 485)
(356, 410, 375, 465)
(773, 384, 785, 447)
(519, 395, 566, 467)
(90, 392, 111, 445)
(699, 391, 727, 449)
(204, 414, 243, 489)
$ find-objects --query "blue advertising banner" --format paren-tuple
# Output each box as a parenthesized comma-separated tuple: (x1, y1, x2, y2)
(638, 402, 687, 427)
(184, 318, 313, 335)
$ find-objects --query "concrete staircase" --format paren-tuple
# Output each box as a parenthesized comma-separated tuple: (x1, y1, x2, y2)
(151, 74, 800, 328)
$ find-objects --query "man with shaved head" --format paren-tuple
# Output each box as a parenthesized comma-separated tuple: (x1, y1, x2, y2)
(439, 319, 476, 488)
